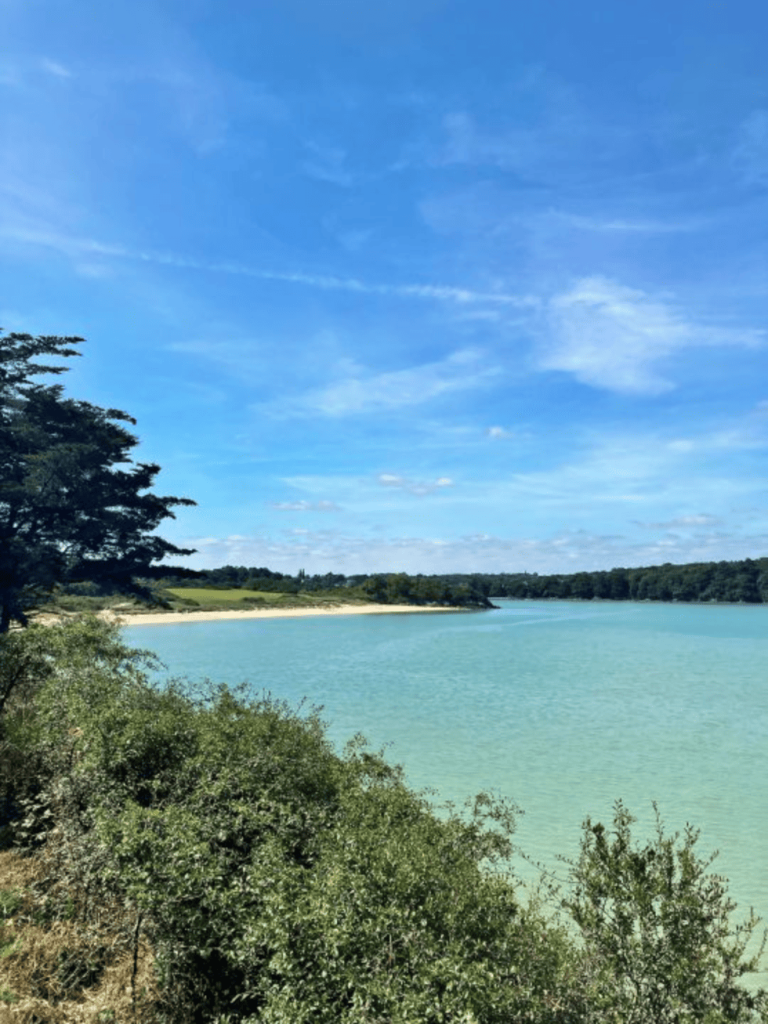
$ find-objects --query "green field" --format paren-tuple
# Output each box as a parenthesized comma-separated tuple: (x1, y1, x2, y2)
(167, 587, 294, 606)
(165, 587, 369, 609)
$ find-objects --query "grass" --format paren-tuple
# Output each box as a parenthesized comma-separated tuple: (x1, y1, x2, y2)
(165, 586, 373, 610)
(167, 587, 272, 605)
(0, 851, 159, 1022)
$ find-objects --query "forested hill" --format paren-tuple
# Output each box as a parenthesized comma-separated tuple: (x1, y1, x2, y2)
(164, 557, 768, 605)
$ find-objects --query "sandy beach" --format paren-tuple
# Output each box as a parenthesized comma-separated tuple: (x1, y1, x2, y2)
(102, 604, 464, 627)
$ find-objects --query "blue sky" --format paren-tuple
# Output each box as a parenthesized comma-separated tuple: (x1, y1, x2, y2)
(3, 0, 768, 575)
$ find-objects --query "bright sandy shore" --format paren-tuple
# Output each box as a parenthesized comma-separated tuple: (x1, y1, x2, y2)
(100, 604, 465, 627)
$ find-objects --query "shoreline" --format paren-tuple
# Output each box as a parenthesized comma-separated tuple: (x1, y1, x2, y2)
(98, 604, 466, 627)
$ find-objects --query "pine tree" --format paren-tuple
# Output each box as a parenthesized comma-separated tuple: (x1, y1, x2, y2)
(0, 331, 195, 631)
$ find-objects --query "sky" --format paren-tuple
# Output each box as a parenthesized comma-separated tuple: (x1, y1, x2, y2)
(3, 0, 768, 576)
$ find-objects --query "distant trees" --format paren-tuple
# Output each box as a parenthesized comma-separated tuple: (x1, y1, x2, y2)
(0, 332, 195, 631)
(360, 572, 491, 607)
(428, 559, 768, 605)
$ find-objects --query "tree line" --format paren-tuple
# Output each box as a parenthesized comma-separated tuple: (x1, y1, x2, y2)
(164, 558, 768, 606)
(447, 559, 768, 603)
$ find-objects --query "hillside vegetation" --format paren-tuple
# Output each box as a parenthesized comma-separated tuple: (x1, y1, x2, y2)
(41, 556, 768, 623)
(0, 617, 766, 1022)
(160, 556, 768, 607)
(39, 573, 495, 620)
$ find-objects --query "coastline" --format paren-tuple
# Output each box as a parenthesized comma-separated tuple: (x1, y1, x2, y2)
(99, 603, 466, 627)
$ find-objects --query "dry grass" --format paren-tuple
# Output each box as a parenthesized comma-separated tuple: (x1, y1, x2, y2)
(0, 852, 43, 891)
(0, 851, 161, 1023)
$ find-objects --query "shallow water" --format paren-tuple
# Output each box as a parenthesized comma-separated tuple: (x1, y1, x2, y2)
(128, 599, 768, 979)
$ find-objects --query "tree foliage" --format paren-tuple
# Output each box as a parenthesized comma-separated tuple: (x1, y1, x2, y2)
(0, 331, 196, 631)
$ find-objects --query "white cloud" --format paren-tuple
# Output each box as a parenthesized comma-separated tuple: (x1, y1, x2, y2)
(542, 276, 762, 394)
(0, 57, 73, 87)
(302, 349, 499, 416)
(39, 58, 72, 79)
(271, 500, 341, 512)
(638, 514, 722, 530)
(377, 473, 454, 495)
(487, 426, 513, 439)
(549, 210, 702, 234)
(0, 225, 535, 308)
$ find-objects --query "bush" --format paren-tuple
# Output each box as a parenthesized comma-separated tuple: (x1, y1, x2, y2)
(564, 801, 768, 1023)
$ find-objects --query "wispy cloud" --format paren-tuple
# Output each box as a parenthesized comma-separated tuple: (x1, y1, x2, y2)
(299, 349, 499, 416)
(1, 225, 536, 307)
(541, 276, 763, 394)
(431, 79, 634, 183)
(271, 499, 341, 512)
(486, 426, 514, 439)
(548, 210, 703, 234)
(39, 58, 72, 79)
(637, 514, 722, 530)
(0, 57, 72, 87)
(245, 267, 533, 306)
(377, 473, 453, 495)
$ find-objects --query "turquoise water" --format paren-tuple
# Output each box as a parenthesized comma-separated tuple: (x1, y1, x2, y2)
(127, 599, 768, 976)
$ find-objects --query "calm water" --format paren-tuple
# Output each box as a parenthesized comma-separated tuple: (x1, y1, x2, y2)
(127, 599, 768, 975)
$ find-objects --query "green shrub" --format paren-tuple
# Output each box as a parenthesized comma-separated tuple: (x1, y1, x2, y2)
(564, 801, 768, 1023)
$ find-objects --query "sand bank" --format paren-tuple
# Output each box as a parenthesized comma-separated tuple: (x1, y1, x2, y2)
(102, 604, 463, 627)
